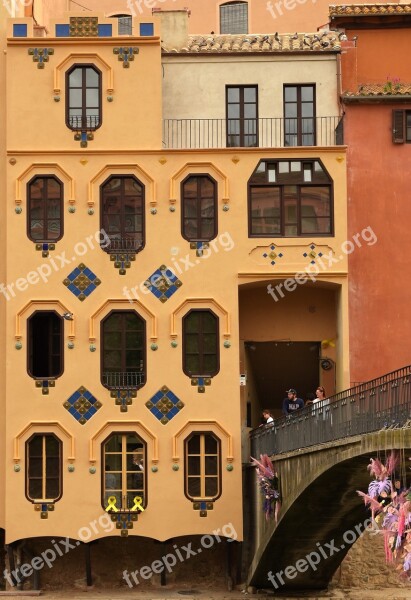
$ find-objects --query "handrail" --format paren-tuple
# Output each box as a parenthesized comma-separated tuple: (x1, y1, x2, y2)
(250, 364, 411, 456)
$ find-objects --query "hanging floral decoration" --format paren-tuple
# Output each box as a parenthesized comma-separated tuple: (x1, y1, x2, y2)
(251, 454, 281, 522)
(357, 451, 411, 580)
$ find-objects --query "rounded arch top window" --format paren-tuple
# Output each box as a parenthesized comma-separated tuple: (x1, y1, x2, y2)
(101, 176, 145, 253)
(181, 175, 217, 242)
(27, 176, 63, 243)
(66, 65, 102, 131)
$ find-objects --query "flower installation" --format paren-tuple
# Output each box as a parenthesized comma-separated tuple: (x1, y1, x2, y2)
(357, 451, 411, 580)
(251, 454, 281, 522)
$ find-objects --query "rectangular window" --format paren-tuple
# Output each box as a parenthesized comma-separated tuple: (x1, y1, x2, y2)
(226, 85, 258, 147)
(185, 433, 220, 501)
(28, 311, 63, 379)
(220, 2, 248, 34)
(392, 110, 411, 143)
(284, 85, 316, 146)
(26, 434, 62, 502)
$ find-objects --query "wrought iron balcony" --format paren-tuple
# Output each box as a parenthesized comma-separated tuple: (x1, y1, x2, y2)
(68, 115, 100, 131)
(103, 236, 144, 253)
(163, 116, 343, 149)
(102, 371, 145, 389)
(250, 364, 411, 456)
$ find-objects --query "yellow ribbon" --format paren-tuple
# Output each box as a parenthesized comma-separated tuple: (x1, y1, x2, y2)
(105, 496, 119, 513)
(130, 496, 145, 512)
(321, 338, 336, 349)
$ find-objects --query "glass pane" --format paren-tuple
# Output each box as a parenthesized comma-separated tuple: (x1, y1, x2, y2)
(204, 435, 218, 454)
(184, 219, 198, 240)
(203, 354, 217, 373)
(104, 314, 121, 331)
(127, 433, 143, 447)
(284, 186, 298, 224)
(201, 219, 215, 239)
(227, 104, 240, 119)
(69, 89, 82, 108)
(104, 491, 121, 509)
(302, 103, 314, 118)
(301, 217, 331, 234)
(313, 161, 330, 183)
(104, 350, 122, 369)
(127, 473, 144, 489)
(188, 456, 201, 475)
(278, 162, 290, 173)
(46, 478, 59, 499)
(203, 333, 217, 353)
(268, 165, 276, 183)
(301, 86, 314, 101)
(127, 454, 144, 470)
(244, 87, 256, 102)
(86, 88, 99, 107)
(86, 68, 99, 87)
(47, 179, 61, 198)
(187, 477, 201, 498)
(29, 479, 42, 499)
(126, 332, 143, 348)
(46, 457, 60, 477)
(105, 434, 123, 452)
(104, 331, 121, 348)
(126, 312, 141, 329)
(186, 355, 200, 374)
(301, 187, 331, 217)
(47, 221, 60, 240)
(69, 68, 82, 87)
(187, 435, 200, 454)
(47, 198, 61, 218)
(205, 478, 218, 497)
(205, 456, 218, 476)
(244, 104, 256, 118)
(227, 88, 240, 102)
(284, 87, 297, 102)
(285, 224, 298, 236)
(29, 458, 42, 478)
(104, 472, 122, 489)
(203, 311, 217, 331)
(105, 455, 122, 472)
(185, 312, 199, 333)
(127, 491, 144, 509)
(185, 334, 198, 353)
(184, 198, 197, 218)
(45, 435, 59, 455)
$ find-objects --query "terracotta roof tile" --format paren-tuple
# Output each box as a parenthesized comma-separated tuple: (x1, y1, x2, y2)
(329, 3, 411, 17)
(162, 33, 341, 54)
(344, 82, 411, 96)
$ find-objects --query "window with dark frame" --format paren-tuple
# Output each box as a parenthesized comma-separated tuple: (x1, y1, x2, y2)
(101, 311, 146, 389)
(183, 310, 219, 377)
(284, 85, 316, 146)
(102, 432, 146, 511)
(220, 1, 248, 34)
(27, 176, 63, 243)
(181, 175, 217, 242)
(113, 14, 132, 35)
(248, 160, 333, 237)
(101, 176, 145, 252)
(28, 311, 63, 379)
(66, 65, 101, 131)
(185, 432, 221, 501)
(26, 434, 62, 502)
(226, 85, 258, 147)
(392, 110, 411, 143)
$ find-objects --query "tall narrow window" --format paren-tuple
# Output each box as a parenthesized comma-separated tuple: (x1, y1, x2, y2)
(181, 175, 217, 242)
(392, 110, 411, 144)
(101, 176, 145, 252)
(226, 86, 258, 147)
(66, 65, 101, 131)
(27, 176, 63, 242)
(102, 432, 146, 511)
(185, 433, 221, 501)
(113, 14, 132, 35)
(248, 160, 333, 237)
(26, 434, 62, 502)
(220, 2, 248, 34)
(183, 310, 219, 376)
(284, 85, 316, 146)
(28, 312, 63, 379)
(101, 311, 146, 389)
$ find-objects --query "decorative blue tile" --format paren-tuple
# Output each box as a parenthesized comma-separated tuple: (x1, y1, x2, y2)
(63, 263, 101, 301)
(113, 47, 139, 69)
(13, 24, 27, 37)
(98, 24, 112, 37)
(56, 24, 70, 37)
(146, 386, 184, 425)
(64, 386, 102, 425)
(140, 23, 154, 36)
(145, 265, 182, 303)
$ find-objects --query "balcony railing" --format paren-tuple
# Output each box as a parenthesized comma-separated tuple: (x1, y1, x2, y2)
(68, 115, 100, 131)
(163, 116, 343, 149)
(250, 365, 411, 457)
(103, 236, 143, 253)
(102, 371, 145, 389)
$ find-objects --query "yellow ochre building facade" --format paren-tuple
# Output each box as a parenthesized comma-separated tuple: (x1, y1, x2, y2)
(1, 4, 349, 586)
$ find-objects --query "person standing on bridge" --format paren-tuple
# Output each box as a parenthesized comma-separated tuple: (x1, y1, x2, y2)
(282, 389, 304, 415)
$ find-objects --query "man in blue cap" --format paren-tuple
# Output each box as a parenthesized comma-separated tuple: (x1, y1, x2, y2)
(282, 388, 304, 415)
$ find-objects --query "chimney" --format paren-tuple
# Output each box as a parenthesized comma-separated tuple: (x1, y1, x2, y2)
(153, 8, 190, 51)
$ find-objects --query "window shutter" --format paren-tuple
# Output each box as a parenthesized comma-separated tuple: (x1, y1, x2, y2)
(392, 110, 405, 144)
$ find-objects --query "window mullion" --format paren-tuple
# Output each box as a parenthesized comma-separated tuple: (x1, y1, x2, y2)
(122, 435, 127, 509)
(82, 69, 87, 125)
(200, 435, 205, 498)
(42, 435, 46, 500)
(280, 186, 285, 236)
(297, 187, 301, 236)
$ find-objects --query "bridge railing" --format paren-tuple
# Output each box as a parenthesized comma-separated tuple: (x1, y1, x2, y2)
(250, 365, 411, 457)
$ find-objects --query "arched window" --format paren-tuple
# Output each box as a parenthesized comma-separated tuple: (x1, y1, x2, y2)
(220, 1, 248, 34)
(28, 311, 63, 379)
(101, 176, 145, 252)
(248, 159, 333, 237)
(112, 14, 132, 35)
(183, 310, 219, 377)
(185, 432, 221, 501)
(66, 65, 102, 131)
(101, 311, 146, 389)
(27, 176, 63, 242)
(102, 432, 147, 511)
(26, 434, 62, 502)
(181, 175, 217, 242)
